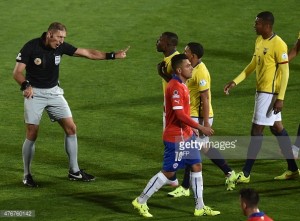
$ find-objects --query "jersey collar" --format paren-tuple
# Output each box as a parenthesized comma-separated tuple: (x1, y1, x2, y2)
(172, 74, 183, 83)
(40, 32, 54, 51)
(248, 211, 265, 218)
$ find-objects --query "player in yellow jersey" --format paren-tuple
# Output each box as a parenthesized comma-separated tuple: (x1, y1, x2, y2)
(168, 42, 236, 196)
(156, 32, 180, 93)
(288, 31, 300, 159)
(224, 11, 299, 183)
(156, 32, 180, 186)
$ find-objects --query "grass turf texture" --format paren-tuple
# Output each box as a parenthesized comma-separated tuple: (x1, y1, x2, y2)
(0, 0, 300, 220)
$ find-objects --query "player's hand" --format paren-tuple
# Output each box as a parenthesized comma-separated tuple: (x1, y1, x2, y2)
(23, 86, 33, 99)
(115, 46, 130, 59)
(192, 128, 199, 137)
(200, 126, 214, 136)
(273, 99, 283, 114)
(224, 81, 236, 95)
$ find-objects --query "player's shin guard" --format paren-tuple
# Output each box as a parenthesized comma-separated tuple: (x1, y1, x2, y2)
(191, 172, 204, 209)
(138, 171, 168, 204)
(205, 148, 232, 175)
(243, 135, 263, 177)
(271, 128, 298, 171)
(294, 124, 300, 147)
(181, 165, 191, 189)
(22, 139, 35, 175)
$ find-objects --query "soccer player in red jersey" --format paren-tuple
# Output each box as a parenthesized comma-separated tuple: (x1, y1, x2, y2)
(132, 54, 220, 218)
(240, 188, 273, 221)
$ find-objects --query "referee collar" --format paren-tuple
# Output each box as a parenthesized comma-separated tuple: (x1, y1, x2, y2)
(40, 32, 55, 51)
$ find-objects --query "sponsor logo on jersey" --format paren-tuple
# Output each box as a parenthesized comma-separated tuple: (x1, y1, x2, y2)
(172, 90, 180, 98)
(263, 47, 268, 55)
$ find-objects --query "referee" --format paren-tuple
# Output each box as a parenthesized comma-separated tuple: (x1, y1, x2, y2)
(13, 22, 130, 187)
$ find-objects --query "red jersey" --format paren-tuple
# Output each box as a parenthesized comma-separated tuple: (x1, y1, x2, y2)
(163, 76, 194, 142)
(247, 212, 273, 221)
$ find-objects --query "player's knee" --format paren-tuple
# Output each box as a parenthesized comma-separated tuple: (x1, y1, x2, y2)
(65, 124, 77, 135)
(269, 126, 280, 136)
(26, 124, 38, 141)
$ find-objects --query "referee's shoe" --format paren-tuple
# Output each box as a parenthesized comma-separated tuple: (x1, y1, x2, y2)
(23, 174, 38, 187)
(68, 170, 95, 181)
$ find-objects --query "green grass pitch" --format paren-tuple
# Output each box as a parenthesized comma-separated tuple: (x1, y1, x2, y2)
(0, 0, 300, 220)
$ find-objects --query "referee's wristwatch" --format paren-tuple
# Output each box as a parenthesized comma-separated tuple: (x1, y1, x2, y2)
(20, 80, 31, 91)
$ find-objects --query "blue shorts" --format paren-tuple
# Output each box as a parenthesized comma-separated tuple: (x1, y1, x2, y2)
(162, 136, 201, 172)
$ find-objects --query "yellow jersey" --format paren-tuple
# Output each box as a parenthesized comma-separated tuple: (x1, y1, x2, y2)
(187, 62, 213, 118)
(234, 34, 289, 99)
(162, 51, 180, 93)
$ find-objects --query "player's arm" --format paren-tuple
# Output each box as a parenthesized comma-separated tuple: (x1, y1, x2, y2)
(224, 56, 256, 94)
(157, 61, 172, 82)
(273, 62, 289, 114)
(73, 46, 130, 60)
(288, 39, 300, 61)
(199, 89, 210, 127)
(13, 62, 33, 99)
(174, 109, 214, 136)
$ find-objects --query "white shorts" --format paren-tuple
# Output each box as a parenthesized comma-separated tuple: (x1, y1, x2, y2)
(192, 117, 213, 143)
(252, 92, 281, 126)
(24, 86, 72, 125)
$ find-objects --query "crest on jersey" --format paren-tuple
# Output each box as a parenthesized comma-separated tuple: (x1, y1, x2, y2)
(263, 47, 268, 55)
(55, 55, 61, 65)
(173, 163, 178, 169)
(34, 58, 42, 65)
(172, 90, 180, 99)
(199, 79, 207, 86)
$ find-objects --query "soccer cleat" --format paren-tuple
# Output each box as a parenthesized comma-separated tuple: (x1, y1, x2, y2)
(132, 198, 153, 218)
(68, 170, 95, 181)
(274, 169, 300, 180)
(225, 170, 237, 191)
(194, 206, 220, 216)
(292, 145, 299, 159)
(23, 174, 38, 187)
(236, 171, 250, 183)
(167, 186, 190, 197)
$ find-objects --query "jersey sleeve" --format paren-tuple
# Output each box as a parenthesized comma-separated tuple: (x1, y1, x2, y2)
(275, 40, 288, 64)
(16, 41, 32, 65)
(61, 42, 77, 56)
(298, 31, 300, 39)
(194, 67, 210, 92)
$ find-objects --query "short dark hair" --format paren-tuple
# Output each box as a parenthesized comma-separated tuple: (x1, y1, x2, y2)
(162, 32, 178, 46)
(48, 22, 67, 32)
(187, 42, 204, 58)
(257, 11, 274, 25)
(240, 188, 259, 208)
(171, 54, 188, 72)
